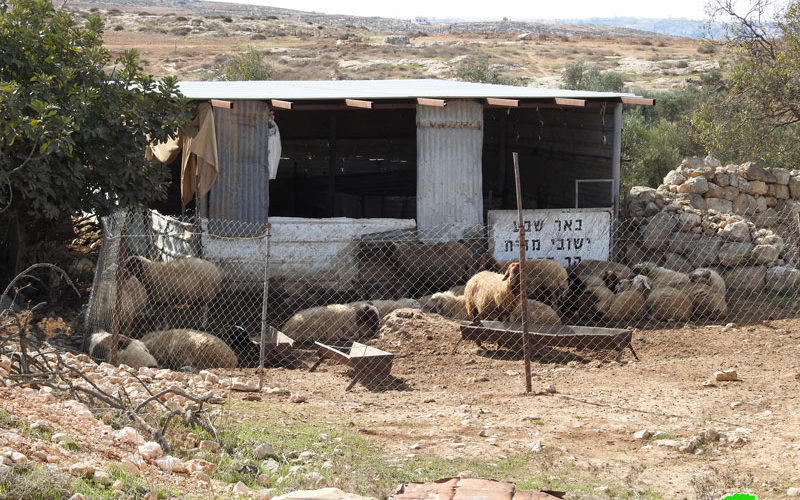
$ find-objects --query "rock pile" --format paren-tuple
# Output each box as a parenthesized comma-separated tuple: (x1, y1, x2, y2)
(624, 157, 800, 294)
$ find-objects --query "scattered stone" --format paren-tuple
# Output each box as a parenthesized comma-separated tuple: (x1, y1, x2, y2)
(51, 432, 69, 444)
(257, 473, 271, 487)
(94, 470, 113, 486)
(232, 378, 259, 392)
(290, 394, 308, 403)
(655, 439, 682, 448)
(186, 458, 216, 474)
(192, 471, 211, 484)
(262, 458, 280, 474)
(718, 242, 753, 267)
(253, 488, 275, 500)
(410, 442, 422, 450)
(526, 440, 543, 452)
(544, 384, 557, 394)
(787, 487, 800, 497)
(138, 441, 163, 461)
(69, 461, 95, 478)
(68, 494, 86, 500)
(198, 370, 220, 384)
(714, 369, 738, 382)
(114, 426, 144, 445)
(157, 455, 189, 473)
(254, 443, 276, 459)
(230, 481, 250, 495)
(633, 430, 653, 440)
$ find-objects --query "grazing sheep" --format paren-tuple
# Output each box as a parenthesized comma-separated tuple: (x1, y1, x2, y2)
(632, 262, 690, 289)
(88, 331, 157, 368)
(281, 302, 380, 345)
(464, 263, 522, 322)
(689, 268, 726, 295)
(422, 291, 470, 321)
(479, 254, 568, 306)
(509, 299, 562, 325)
(605, 275, 650, 322)
(645, 286, 692, 322)
(369, 298, 422, 318)
(141, 329, 238, 370)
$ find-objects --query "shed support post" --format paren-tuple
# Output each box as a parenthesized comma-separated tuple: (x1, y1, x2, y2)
(328, 114, 337, 217)
(611, 104, 623, 217)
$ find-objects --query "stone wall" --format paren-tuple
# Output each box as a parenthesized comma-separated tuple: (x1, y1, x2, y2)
(622, 156, 800, 294)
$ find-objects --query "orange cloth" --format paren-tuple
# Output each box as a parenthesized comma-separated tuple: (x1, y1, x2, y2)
(181, 103, 218, 211)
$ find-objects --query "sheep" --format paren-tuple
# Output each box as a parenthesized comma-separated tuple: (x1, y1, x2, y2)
(509, 299, 562, 325)
(125, 255, 222, 329)
(572, 260, 633, 281)
(88, 331, 157, 368)
(141, 329, 238, 370)
(686, 283, 728, 318)
(422, 291, 470, 321)
(464, 262, 522, 322)
(92, 273, 147, 335)
(689, 268, 726, 295)
(632, 262, 690, 289)
(479, 254, 567, 306)
(369, 298, 422, 319)
(605, 275, 650, 322)
(227, 325, 260, 368)
(281, 302, 380, 345)
(645, 286, 692, 322)
(559, 271, 615, 320)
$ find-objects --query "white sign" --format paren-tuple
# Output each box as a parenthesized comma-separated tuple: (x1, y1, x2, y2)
(488, 209, 612, 268)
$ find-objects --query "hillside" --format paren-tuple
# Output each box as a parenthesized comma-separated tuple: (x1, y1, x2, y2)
(66, 0, 721, 89)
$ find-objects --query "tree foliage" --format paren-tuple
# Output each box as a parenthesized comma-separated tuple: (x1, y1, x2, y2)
(560, 60, 625, 92)
(454, 54, 521, 85)
(0, 0, 190, 221)
(221, 47, 273, 81)
(691, 0, 800, 167)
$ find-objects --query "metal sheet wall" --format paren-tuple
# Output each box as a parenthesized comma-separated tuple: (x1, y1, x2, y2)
(416, 100, 484, 240)
(206, 100, 271, 226)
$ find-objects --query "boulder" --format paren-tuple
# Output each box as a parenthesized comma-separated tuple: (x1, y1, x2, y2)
(272, 488, 373, 500)
(723, 266, 766, 292)
(720, 186, 739, 201)
(733, 193, 758, 216)
(718, 242, 753, 267)
(138, 442, 163, 461)
(756, 196, 768, 212)
(751, 244, 780, 265)
(789, 176, 800, 199)
(773, 168, 791, 185)
(775, 184, 790, 199)
(737, 178, 753, 194)
(677, 177, 709, 194)
(686, 236, 722, 267)
(706, 198, 733, 213)
(715, 172, 730, 187)
(641, 212, 677, 250)
(677, 212, 702, 231)
(765, 266, 800, 294)
(750, 180, 768, 195)
(664, 171, 686, 185)
(738, 161, 770, 181)
(664, 253, 693, 273)
(719, 221, 751, 242)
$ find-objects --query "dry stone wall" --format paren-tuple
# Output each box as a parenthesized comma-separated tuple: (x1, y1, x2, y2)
(622, 156, 800, 294)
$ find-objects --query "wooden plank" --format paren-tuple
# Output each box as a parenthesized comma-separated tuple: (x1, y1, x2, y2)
(270, 99, 294, 110)
(345, 98, 374, 109)
(416, 98, 447, 107)
(554, 97, 586, 107)
(621, 97, 655, 106)
(485, 98, 519, 107)
(210, 99, 233, 109)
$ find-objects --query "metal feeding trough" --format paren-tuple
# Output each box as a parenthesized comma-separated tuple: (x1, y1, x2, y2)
(457, 321, 638, 361)
(309, 341, 394, 390)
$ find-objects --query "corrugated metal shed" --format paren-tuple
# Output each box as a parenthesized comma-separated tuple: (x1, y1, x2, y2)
(416, 100, 483, 239)
(178, 79, 641, 101)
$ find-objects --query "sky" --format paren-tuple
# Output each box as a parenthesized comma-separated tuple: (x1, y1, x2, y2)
(209, 0, 711, 21)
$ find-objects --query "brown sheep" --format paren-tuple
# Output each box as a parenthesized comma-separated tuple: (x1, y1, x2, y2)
(464, 262, 522, 322)
(478, 253, 567, 306)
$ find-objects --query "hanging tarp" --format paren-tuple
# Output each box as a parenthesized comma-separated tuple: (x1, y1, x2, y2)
(180, 102, 219, 211)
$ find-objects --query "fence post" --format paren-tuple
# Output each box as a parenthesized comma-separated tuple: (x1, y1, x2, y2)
(259, 222, 272, 385)
(111, 227, 127, 366)
(513, 152, 532, 394)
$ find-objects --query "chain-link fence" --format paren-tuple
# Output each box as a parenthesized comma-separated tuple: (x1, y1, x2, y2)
(84, 201, 800, 391)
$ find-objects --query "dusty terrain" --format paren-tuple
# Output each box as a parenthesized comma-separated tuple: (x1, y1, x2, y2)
(67, 1, 719, 89)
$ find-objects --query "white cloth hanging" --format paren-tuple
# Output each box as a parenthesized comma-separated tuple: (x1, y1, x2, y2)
(267, 119, 281, 180)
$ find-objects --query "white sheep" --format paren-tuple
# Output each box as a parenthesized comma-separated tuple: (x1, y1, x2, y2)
(88, 331, 157, 368)
(281, 302, 380, 345)
(645, 286, 692, 322)
(141, 328, 238, 370)
(92, 273, 147, 335)
(509, 299, 562, 325)
(632, 262, 690, 289)
(605, 275, 650, 322)
(422, 291, 470, 321)
(369, 298, 422, 318)
(689, 268, 726, 295)
(464, 262, 523, 322)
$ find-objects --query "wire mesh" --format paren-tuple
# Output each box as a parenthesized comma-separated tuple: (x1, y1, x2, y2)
(84, 197, 800, 392)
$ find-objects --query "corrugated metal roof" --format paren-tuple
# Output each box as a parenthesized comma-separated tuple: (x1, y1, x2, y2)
(177, 79, 639, 101)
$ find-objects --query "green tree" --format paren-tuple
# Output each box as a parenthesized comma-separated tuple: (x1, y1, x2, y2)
(0, 0, 189, 221)
(454, 54, 521, 85)
(691, 0, 800, 167)
(560, 60, 625, 92)
(221, 47, 272, 81)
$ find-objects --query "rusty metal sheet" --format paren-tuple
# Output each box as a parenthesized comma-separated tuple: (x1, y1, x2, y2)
(392, 478, 563, 500)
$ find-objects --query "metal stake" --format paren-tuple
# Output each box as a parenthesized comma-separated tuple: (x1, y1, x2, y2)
(258, 222, 272, 389)
(111, 228, 128, 366)
(513, 152, 532, 393)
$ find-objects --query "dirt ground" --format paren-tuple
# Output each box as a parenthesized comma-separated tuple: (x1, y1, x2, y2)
(218, 309, 800, 498)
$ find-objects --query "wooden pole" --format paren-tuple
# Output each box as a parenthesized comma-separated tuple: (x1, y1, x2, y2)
(111, 228, 127, 366)
(513, 152, 532, 393)
(259, 222, 272, 389)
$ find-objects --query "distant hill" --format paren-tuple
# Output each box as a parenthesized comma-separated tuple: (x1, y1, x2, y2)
(533, 17, 725, 39)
